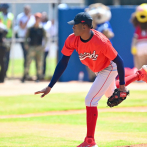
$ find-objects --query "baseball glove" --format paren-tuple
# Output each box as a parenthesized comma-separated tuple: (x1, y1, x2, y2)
(107, 89, 129, 107)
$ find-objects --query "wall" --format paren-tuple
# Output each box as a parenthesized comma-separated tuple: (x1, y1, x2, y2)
(58, 6, 136, 81)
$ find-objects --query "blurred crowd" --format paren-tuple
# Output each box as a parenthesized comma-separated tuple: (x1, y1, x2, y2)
(0, 3, 57, 83)
(1, 2, 147, 83)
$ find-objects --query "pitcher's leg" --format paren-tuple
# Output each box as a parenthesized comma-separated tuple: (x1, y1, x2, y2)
(105, 79, 116, 98)
(85, 70, 118, 106)
(77, 62, 118, 147)
(86, 106, 98, 139)
(115, 65, 147, 88)
(84, 66, 117, 143)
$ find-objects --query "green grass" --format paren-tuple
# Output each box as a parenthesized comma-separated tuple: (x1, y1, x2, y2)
(0, 90, 147, 115)
(7, 58, 56, 77)
(0, 91, 147, 146)
(0, 112, 147, 147)
(0, 93, 86, 115)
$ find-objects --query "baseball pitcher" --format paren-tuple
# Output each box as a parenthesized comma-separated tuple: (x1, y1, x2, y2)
(35, 12, 147, 147)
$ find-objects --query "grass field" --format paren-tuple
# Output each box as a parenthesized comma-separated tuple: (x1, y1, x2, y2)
(0, 112, 147, 147)
(7, 58, 56, 78)
(0, 90, 147, 147)
(0, 90, 147, 115)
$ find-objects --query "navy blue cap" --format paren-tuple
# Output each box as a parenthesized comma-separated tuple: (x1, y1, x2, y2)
(68, 12, 93, 27)
(0, 3, 9, 9)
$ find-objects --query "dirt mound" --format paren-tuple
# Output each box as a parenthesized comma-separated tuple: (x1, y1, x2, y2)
(1, 80, 147, 96)
(1, 106, 147, 119)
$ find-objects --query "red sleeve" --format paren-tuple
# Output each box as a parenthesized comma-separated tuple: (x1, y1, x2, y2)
(61, 34, 77, 56)
(101, 40, 118, 60)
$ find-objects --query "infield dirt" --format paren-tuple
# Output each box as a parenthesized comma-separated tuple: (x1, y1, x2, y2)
(0, 80, 147, 96)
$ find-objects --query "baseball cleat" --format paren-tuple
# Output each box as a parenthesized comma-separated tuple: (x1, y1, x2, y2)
(77, 137, 98, 147)
(136, 65, 147, 82)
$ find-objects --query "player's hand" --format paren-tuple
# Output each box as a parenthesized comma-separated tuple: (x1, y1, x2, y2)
(107, 88, 129, 107)
(34, 86, 51, 98)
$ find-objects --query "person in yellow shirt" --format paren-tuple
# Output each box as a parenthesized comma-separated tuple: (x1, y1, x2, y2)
(0, 3, 14, 77)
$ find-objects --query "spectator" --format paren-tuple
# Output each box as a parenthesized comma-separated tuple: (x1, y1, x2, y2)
(0, 3, 14, 77)
(0, 22, 7, 83)
(41, 12, 57, 78)
(131, 4, 147, 69)
(22, 13, 47, 83)
(41, 12, 51, 78)
(16, 5, 35, 72)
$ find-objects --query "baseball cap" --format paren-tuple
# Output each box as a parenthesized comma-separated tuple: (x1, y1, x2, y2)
(68, 12, 93, 28)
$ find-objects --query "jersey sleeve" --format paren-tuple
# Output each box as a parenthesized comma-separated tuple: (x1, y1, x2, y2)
(101, 40, 118, 60)
(61, 34, 76, 56)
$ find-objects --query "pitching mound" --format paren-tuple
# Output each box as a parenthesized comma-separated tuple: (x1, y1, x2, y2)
(117, 144, 147, 147)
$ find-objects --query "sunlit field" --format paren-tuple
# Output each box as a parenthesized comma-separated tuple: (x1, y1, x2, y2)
(0, 91, 147, 147)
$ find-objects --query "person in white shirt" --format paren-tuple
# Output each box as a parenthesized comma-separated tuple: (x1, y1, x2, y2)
(16, 5, 35, 73)
(41, 12, 57, 78)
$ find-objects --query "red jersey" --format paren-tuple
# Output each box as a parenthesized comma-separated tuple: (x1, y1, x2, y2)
(61, 29, 117, 72)
(135, 26, 147, 41)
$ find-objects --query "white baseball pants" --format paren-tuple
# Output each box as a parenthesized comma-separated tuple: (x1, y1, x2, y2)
(85, 61, 118, 106)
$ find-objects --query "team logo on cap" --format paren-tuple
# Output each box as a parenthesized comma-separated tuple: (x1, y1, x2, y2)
(79, 50, 98, 60)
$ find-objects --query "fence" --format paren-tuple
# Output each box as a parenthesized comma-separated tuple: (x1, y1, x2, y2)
(58, 6, 136, 81)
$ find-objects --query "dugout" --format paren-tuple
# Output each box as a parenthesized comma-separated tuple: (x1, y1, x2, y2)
(58, 6, 136, 82)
